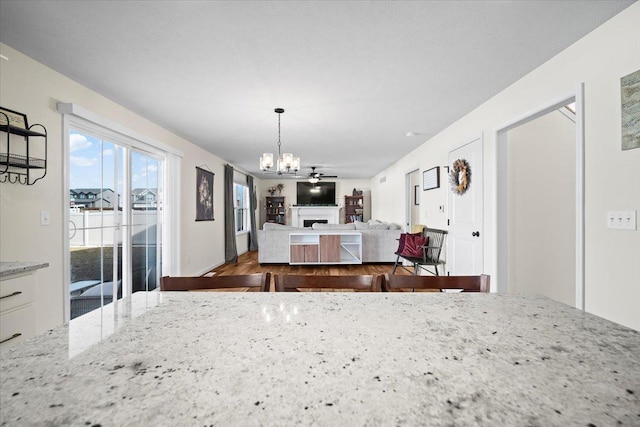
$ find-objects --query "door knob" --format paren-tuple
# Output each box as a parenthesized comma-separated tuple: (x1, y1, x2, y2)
(472, 231, 480, 237)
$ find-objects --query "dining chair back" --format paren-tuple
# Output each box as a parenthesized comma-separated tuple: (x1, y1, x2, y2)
(383, 273, 490, 292)
(274, 274, 382, 292)
(160, 273, 271, 292)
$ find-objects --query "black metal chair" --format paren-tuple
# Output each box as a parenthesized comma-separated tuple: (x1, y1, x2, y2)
(392, 227, 448, 275)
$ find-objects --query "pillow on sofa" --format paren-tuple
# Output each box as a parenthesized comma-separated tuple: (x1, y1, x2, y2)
(353, 221, 369, 230)
(312, 223, 356, 230)
(388, 223, 402, 230)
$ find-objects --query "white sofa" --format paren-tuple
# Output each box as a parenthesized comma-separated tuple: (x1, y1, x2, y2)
(257, 221, 403, 264)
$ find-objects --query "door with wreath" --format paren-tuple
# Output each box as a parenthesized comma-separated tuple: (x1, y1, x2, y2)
(446, 135, 484, 277)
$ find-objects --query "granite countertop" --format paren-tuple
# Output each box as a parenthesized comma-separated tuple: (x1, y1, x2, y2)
(0, 261, 49, 279)
(1, 292, 638, 426)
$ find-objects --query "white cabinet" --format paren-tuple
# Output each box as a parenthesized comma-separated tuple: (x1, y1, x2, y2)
(289, 232, 362, 265)
(0, 272, 37, 349)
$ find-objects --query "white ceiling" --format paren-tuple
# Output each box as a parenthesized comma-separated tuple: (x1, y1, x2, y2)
(0, 1, 633, 179)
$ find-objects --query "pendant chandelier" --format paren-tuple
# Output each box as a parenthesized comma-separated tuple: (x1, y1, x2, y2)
(260, 108, 300, 175)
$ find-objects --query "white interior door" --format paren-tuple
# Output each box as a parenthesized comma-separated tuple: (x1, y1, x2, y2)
(447, 135, 483, 275)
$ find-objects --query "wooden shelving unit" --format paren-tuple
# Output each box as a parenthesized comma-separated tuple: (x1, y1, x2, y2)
(344, 195, 364, 223)
(266, 196, 286, 225)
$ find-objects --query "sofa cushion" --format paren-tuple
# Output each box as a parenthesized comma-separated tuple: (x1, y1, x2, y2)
(368, 223, 390, 230)
(263, 222, 305, 231)
(312, 223, 356, 230)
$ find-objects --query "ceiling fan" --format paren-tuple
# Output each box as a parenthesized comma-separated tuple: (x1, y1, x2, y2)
(307, 166, 338, 183)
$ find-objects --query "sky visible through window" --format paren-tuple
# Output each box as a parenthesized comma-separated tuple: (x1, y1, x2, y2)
(70, 130, 158, 191)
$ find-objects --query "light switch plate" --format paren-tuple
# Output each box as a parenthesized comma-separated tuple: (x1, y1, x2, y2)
(40, 210, 50, 226)
(607, 210, 636, 230)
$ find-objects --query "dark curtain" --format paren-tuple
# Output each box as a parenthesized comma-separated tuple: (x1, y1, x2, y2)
(224, 164, 238, 263)
(247, 174, 259, 251)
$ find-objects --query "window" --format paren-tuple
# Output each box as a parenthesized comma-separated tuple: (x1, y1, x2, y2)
(234, 183, 250, 233)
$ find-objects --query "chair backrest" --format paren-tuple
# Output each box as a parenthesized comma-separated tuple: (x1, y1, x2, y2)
(422, 227, 448, 262)
(160, 273, 271, 292)
(274, 274, 382, 292)
(383, 274, 490, 292)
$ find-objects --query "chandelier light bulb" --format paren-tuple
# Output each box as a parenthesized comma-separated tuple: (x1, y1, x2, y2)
(260, 153, 274, 170)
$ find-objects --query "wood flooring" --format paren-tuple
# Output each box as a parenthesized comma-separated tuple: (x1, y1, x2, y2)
(207, 251, 411, 291)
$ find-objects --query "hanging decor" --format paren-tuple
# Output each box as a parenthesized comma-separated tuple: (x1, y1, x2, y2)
(196, 166, 214, 221)
(449, 159, 471, 195)
(260, 108, 301, 175)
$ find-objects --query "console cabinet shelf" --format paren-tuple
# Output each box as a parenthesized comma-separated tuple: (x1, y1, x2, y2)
(289, 232, 362, 265)
(266, 196, 285, 225)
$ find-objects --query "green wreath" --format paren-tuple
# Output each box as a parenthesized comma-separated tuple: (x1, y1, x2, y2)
(449, 159, 471, 195)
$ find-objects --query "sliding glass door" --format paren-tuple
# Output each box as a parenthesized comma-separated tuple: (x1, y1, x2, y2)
(68, 129, 162, 319)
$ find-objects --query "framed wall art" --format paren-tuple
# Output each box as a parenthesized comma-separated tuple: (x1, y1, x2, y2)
(196, 166, 214, 221)
(422, 166, 440, 191)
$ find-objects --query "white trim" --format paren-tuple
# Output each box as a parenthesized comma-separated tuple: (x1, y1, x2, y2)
(575, 84, 585, 311)
(163, 153, 181, 276)
(194, 261, 224, 276)
(57, 103, 183, 158)
(494, 84, 585, 309)
(62, 114, 71, 323)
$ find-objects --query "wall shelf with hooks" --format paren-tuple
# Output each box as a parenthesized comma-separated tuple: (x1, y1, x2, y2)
(0, 108, 47, 185)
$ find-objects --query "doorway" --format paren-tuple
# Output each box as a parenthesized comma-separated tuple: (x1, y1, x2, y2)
(496, 86, 584, 309)
(405, 169, 420, 232)
(67, 129, 163, 320)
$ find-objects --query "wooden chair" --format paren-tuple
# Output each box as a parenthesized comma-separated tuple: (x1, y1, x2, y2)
(274, 274, 382, 292)
(160, 273, 271, 292)
(383, 273, 490, 292)
(392, 227, 448, 276)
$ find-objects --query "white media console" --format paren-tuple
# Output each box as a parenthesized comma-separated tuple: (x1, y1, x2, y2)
(289, 232, 362, 265)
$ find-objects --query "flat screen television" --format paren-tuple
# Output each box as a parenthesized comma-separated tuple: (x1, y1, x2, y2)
(296, 182, 336, 205)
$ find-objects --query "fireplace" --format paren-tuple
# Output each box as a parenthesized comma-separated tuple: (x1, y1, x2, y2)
(303, 219, 328, 227)
(290, 206, 341, 227)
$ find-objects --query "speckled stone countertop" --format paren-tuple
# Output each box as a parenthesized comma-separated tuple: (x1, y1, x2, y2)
(1, 292, 639, 426)
(0, 261, 49, 279)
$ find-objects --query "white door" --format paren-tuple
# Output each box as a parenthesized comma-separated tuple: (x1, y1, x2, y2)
(447, 136, 483, 275)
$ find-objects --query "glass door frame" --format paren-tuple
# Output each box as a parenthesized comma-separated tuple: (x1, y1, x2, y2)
(62, 108, 174, 322)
